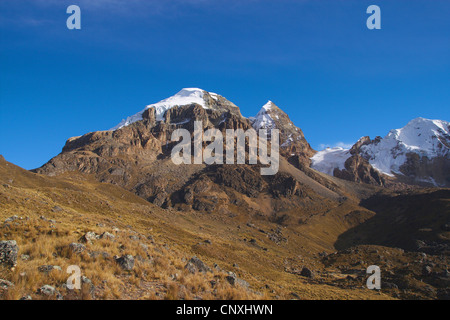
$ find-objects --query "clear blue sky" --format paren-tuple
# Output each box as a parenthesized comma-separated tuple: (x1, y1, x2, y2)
(1, 0, 449, 169)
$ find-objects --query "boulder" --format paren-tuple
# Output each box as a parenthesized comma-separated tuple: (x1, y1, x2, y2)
(300, 267, 315, 279)
(89, 251, 110, 259)
(37, 285, 56, 296)
(423, 265, 433, 276)
(184, 262, 197, 274)
(79, 232, 99, 244)
(115, 255, 135, 271)
(225, 272, 250, 289)
(20, 254, 30, 261)
(37, 285, 63, 299)
(4, 216, 20, 223)
(0, 279, 14, 290)
(0, 240, 19, 268)
(68, 243, 86, 254)
(100, 232, 115, 240)
(184, 257, 212, 274)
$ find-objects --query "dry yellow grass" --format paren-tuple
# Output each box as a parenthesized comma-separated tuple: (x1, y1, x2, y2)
(0, 158, 396, 300)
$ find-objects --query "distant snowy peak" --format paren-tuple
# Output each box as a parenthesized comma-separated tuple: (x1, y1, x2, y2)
(311, 117, 450, 185)
(382, 117, 449, 157)
(112, 88, 224, 130)
(359, 118, 450, 176)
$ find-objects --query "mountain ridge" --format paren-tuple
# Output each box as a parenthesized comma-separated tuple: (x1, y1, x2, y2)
(34, 88, 449, 197)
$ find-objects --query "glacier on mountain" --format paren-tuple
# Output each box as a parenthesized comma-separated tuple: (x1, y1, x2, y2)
(311, 118, 450, 179)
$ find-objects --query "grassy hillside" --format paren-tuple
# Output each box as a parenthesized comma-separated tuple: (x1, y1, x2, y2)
(2, 155, 448, 300)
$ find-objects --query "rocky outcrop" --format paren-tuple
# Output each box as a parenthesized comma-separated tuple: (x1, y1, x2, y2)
(334, 154, 385, 186)
(32, 89, 358, 215)
(79, 232, 99, 244)
(206, 165, 266, 198)
(115, 255, 135, 271)
(68, 243, 86, 254)
(184, 257, 212, 274)
(0, 240, 18, 268)
(225, 272, 250, 288)
(270, 172, 303, 198)
(399, 153, 450, 187)
(251, 101, 315, 167)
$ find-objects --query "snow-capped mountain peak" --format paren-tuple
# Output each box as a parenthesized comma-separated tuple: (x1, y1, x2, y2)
(111, 88, 211, 130)
(311, 117, 450, 186)
(251, 101, 277, 130)
(358, 117, 450, 176)
(261, 100, 275, 111)
(382, 117, 450, 156)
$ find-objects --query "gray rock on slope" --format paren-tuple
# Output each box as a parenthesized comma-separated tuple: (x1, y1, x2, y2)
(184, 257, 212, 274)
(115, 255, 135, 271)
(0, 240, 19, 268)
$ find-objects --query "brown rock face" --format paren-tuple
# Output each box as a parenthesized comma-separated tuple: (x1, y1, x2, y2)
(334, 155, 385, 186)
(349, 136, 374, 155)
(399, 153, 450, 187)
(35, 91, 331, 214)
(251, 101, 316, 168)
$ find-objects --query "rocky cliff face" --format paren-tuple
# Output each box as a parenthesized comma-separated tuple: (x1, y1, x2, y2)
(35, 88, 327, 213)
(250, 101, 315, 167)
(35, 88, 448, 210)
(333, 154, 386, 186)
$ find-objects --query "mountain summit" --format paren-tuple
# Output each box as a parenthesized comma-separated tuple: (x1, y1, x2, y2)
(110, 89, 315, 163)
(112, 88, 207, 129)
(250, 100, 315, 166)
(35, 88, 322, 212)
(35, 87, 449, 205)
(311, 117, 450, 187)
(111, 88, 242, 130)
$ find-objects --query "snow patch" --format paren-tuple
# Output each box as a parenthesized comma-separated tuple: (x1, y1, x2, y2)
(209, 92, 219, 101)
(281, 135, 294, 148)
